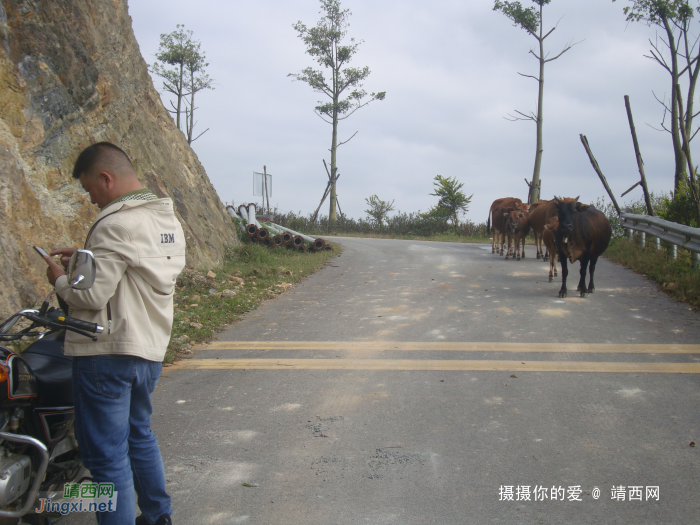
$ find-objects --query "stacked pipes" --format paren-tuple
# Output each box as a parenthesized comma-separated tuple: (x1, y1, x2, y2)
(227, 203, 332, 252)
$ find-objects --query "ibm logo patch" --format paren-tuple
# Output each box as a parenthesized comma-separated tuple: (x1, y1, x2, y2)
(160, 233, 175, 244)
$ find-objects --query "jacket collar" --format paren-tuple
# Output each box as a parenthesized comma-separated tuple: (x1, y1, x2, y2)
(94, 197, 173, 223)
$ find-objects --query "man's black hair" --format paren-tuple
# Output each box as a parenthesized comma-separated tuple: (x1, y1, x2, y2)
(72, 142, 134, 179)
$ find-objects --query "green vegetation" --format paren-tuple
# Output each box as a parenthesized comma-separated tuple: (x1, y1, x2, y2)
(364, 195, 396, 226)
(166, 242, 338, 364)
(605, 238, 699, 307)
(272, 210, 490, 241)
(595, 193, 699, 307)
(422, 175, 473, 232)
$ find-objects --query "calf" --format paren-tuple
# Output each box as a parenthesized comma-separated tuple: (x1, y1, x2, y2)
(542, 216, 559, 282)
(504, 208, 529, 261)
(487, 197, 523, 255)
(527, 199, 556, 260)
(553, 197, 612, 298)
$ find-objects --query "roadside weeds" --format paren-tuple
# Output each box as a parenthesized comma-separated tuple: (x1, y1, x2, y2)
(604, 239, 699, 308)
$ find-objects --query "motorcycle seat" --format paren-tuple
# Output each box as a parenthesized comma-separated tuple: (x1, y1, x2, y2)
(21, 330, 73, 407)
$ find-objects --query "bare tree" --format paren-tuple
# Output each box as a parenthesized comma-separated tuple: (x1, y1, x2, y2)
(494, 1, 580, 204)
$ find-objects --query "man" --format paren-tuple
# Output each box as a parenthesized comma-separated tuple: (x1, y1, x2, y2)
(44, 142, 185, 525)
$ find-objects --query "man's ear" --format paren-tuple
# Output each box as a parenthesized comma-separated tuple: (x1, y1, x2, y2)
(98, 171, 116, 188)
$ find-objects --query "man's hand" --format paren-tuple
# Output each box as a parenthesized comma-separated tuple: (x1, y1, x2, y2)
(50, 248, 77, 270)
(45, 256, 66, 286)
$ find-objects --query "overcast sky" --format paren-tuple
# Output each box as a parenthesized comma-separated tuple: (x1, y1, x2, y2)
(128, 0, 688, 223)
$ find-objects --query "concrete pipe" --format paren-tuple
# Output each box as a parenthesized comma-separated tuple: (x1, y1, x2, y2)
(246, 224, 259, 236)
(272, 235, 283, 246)
(312, 238, 326, 250)
(292, 235, 304, 247)
(257, 228, 269, 240)
(268, 222, 317, 244)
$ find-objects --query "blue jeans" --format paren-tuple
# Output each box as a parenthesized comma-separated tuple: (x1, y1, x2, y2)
(72, 355, 171, 525)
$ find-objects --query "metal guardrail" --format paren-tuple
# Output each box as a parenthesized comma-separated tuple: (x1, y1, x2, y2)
(620, 212, 700, 269)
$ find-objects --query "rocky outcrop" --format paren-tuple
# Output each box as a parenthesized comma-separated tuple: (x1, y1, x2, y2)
(0, 0, 238, 317)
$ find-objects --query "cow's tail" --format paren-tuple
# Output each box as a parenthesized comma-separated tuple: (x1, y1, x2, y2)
(487, 212, 491, 235)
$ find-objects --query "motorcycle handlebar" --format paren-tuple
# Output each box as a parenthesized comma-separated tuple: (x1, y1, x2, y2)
(62, 316, 103, 334)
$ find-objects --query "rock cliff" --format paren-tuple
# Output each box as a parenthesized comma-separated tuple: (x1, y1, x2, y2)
(0, 0, 237, 317)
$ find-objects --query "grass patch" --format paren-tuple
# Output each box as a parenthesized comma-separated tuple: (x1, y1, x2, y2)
(605, 238, 700, 307)
(167, 242, 339, 364)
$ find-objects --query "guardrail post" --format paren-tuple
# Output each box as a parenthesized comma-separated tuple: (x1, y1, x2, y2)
(654, 236, 661, 251)
(639, 231, 646, 248)
(626, 228, 633, 241)
(692, 252, 700, 271)
(670, 244, 678, 260)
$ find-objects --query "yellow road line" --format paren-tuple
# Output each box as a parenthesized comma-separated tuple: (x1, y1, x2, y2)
(198, 341, 700, 354)
(175, 358, 700, 373)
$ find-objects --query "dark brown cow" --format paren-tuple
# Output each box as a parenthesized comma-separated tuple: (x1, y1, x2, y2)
(553, 197, 612, 298)
(487, 197, 523, 255)
(504, 206, 530, 260)
(542, 216, 559, 281)
(527, 199, 556, 260)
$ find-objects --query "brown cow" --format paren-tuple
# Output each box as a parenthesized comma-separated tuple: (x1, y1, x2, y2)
(527, 199, 556, 260)
(542, 216, 559, 281)
(553, 197, 612, 298)
(504, 207, 530, 260)
(487, 197, 523, 255)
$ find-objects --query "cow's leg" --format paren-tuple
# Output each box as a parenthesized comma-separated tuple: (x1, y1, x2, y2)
(558, 250, 568, 297)
(577, 256, 590, 297)
(535, 232, 541, 259)
(505, 232, 511, 259)
(548, 258, 554, 282)
(500, 231, 505, 256)
(553, 251, 558, 276)
(520, 235, 525, 259)
(587, 255, 599, 294)
(516, 235, 522, 261)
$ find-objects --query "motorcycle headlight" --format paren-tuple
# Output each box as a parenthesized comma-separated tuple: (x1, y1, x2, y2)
(0, 364, 8, 383)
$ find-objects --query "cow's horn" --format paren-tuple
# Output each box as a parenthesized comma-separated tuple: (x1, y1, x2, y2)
(574, 195, 580, 201)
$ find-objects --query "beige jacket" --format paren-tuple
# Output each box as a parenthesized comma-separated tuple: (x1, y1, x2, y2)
(56, 198, 186, 361)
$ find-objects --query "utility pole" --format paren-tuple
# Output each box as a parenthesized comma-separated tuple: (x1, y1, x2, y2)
(263, 165, 270, 215)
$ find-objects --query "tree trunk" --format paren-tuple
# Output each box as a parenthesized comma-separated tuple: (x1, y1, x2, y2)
(187, 70, 195, 144)
(663, 15, 686, 193)
(176, 62, 183, 130)
(329, 104, 338, 223)
(529, 5, 545, 205)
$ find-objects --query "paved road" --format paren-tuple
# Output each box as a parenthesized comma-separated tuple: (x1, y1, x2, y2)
(70, 237, 700, 524)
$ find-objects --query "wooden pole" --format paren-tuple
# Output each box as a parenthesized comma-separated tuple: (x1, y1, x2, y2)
(579, 134, 621, 216)
(263, 165, 270, 215)
(624, 95, 654, 215)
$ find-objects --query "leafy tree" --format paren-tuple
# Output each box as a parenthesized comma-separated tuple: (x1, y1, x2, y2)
(423, 175, 473, 231)
(614, 0, 700, 193)
(364, 195, 396, 226)
(289, 0, 386, 223)
(151, 25, 213, 144)
(494, 1, 580, 203)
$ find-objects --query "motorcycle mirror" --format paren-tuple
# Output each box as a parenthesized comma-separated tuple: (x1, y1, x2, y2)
(67, 249, 96, 290)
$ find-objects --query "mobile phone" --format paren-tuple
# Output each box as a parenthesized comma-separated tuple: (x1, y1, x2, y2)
(33, 246, 49, 258)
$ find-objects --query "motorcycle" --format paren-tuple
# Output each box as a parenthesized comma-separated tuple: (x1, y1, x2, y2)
(0, 250, 102, 524)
